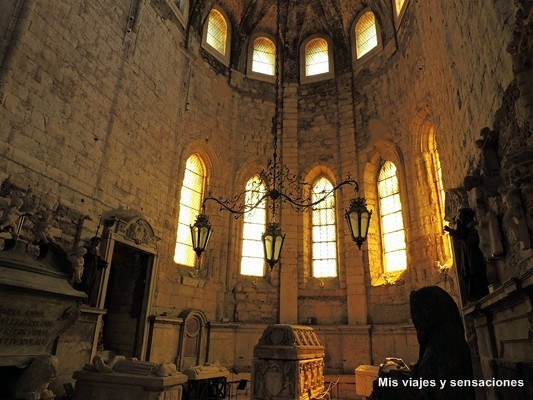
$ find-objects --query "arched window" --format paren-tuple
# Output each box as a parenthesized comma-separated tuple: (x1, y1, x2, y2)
(429, 128, 453, 262)
(311, 177, 337, 278)
(355, 12, 378, 59)
(395, 0, 406, 16)
(378, 161, 407, 273)
(206, 8, 228, 56)
(251, 37, 276, 76)
(241, 176, 267, 276)
(174, 155, 206, 267)
(305, 38, 330, 76)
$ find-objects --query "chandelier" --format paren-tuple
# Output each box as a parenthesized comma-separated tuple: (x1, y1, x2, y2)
(190, 0, 371, 269)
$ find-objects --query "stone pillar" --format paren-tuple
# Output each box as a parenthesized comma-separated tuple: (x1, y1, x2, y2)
(279, 83, 299, 324)
(337, 77, 368, 324)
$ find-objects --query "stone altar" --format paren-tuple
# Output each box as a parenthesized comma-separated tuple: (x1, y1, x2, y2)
(252, 324, 326, 400)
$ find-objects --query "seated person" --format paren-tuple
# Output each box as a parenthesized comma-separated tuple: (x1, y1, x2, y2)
(371, 286, 474, 400)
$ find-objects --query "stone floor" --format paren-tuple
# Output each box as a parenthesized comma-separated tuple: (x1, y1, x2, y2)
(225, 373, 360, 400)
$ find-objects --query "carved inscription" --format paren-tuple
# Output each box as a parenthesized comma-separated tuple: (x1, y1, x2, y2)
(0, 306, 53, 346)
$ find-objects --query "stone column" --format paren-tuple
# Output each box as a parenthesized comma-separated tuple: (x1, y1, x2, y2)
(337, 76, 368, 324)
(279, 83, 299, 324)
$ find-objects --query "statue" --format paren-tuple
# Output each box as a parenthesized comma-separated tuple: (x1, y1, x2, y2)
(78, 236, 108, 306)
(86, 355, 178, 377)
(409, 286, 475, 399)
(444, 208, 489, 301)
(34, 210, 55, 244)
(0, 196, 24, 235)
(68, 247, 87, 284)
(13, 355, 59, 400)
(502, 188, 532, 250)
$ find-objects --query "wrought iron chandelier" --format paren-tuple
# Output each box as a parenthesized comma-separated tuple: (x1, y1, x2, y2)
(190, 0, 371, 269)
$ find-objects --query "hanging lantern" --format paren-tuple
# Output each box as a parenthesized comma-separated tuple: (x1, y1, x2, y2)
(262, 222, 285, 269)
(345, 197, 372, 249)
(190, 214, 213, 257)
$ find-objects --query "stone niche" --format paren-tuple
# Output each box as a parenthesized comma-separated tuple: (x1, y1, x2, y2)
(0, 239, 85, 399)
(252, 324, 325, 400)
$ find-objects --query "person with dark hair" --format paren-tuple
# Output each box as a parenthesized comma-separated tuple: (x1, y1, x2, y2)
(371, 286, 474, 400)
(409, 286, 475, 399)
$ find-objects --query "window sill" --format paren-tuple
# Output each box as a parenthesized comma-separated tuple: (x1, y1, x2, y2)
(300, 72, 335, 85)
(371, 269, 406, 286)
(246, 70, 275, 83)
(201, 42, 230, 67)
(353, 46, 383, 71)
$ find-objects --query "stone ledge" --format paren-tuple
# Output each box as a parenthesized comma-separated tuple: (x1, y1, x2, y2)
(463, 268, 533, 316)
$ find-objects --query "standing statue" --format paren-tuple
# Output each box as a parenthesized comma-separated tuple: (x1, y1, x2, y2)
(78, 236, 108, 306)
(444, 208, 489, 301)
(69, 247, 88, 284)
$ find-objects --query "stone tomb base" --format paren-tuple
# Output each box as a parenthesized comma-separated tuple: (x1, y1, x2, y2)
(73, 371, 187, 400)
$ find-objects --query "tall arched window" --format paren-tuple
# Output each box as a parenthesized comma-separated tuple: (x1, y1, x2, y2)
(311, 177, 337, 278)
(305, 38, 330, 76)
(174, 155, 206, 267)
(241, 176, 267, 276)
(252, 37, 276, 76)
(355, 12, 378, 59)
(430, 128, 452, 262)
(206, 8, 228, 55)
(378, 161, 407, 273)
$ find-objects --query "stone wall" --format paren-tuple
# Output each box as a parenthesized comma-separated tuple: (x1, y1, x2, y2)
(0, 0, 529, 390)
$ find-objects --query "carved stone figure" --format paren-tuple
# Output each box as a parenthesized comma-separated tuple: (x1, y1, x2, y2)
(409, 286, 474, 400)
(0, 196, 24, 234)
(13, 355, 59, 400)
(476, 202, 504, 259)
(445, 208, 489, 301)
(87, 355, 178, 377)
(502, 188, 532, 250)
(68, 247, 87, 284)
(34, 210, 55, 244)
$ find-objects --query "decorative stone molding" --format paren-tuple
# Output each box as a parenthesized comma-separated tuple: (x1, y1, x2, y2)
(103, 213, 160, 249)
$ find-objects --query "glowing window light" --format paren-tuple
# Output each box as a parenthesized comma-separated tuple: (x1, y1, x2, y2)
(252, 37, 276, 76)
(378, 161, 407, 273)
(395, 0, 406, 16)
(206, 9, 227, 55)
(356, 12, 378, 59)
(311, 177, 337, 278)
(305, 38, 329, 76)
(175, 155, 205, 266)
(433, 138, 453, 259)
(241, 176, 267, 276)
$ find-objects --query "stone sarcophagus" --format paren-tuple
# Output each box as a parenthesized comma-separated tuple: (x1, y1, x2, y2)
(252, 325, 325, 400)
